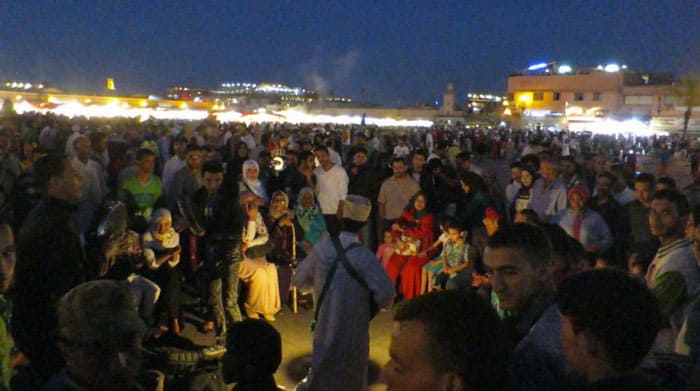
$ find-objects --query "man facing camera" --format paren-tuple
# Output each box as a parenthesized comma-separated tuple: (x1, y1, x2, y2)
(484, 223, 583, 390)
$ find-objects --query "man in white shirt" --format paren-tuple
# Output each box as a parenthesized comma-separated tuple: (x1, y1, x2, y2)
(425, 130, 434, 154)
(314, 145, 348, 236)
(161, 135, 188, 199)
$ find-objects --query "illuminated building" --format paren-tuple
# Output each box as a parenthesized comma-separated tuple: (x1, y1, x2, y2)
(506, 62, 679, 131)
(167, 82, 324, 109)
(3, 80, 50, 92)
(466, 93, 505, 114)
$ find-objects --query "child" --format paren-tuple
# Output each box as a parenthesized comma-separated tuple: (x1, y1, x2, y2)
(142, 208, 182, 335)
(432, 222, 470, 290)
(420, 218, 453, 294)
(375, 229, 396, 269)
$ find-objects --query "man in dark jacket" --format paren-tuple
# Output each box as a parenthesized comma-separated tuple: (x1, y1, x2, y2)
(11, 154, 89, 385)
(348, 147, 380, 248)
(187, 161, 244, 337)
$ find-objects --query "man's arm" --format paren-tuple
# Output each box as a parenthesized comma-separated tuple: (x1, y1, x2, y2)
(358, 249, 395, 309)
(294, 241, 319, 290)
(338, 168, 348, 202)
(377, 182, 387, 220)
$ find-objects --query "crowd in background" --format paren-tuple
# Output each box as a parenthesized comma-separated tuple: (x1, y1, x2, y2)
(0, 110, 699, 389)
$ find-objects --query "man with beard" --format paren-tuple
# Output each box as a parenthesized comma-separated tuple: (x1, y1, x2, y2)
(348, 147, 380, 248)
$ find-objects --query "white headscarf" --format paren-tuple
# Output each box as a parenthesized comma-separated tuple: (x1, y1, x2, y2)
(142, 208, 180, 269)
(242, 159, 268, 202)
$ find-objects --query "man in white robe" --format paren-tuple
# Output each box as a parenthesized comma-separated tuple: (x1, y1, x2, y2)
(295, 195, 394, 391)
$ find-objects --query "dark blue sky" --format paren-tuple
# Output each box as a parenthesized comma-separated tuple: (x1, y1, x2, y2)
(1, 1, 698, 106)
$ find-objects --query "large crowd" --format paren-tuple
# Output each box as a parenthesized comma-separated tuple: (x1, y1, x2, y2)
(0, 110, 698, 389)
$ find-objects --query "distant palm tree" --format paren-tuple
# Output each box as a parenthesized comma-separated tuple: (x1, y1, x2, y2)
(668, 75, 700, 141)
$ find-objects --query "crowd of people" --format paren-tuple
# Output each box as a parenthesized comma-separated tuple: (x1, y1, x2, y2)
(0, 109, 698, 389)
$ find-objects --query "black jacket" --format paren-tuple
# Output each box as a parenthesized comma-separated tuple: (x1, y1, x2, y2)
(11, 197, 85, 378)
(190, 187, 244, 268)
(348, 164, 380, 201)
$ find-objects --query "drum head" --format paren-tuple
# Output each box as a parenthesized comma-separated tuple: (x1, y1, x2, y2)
(96, 201, 128, 238)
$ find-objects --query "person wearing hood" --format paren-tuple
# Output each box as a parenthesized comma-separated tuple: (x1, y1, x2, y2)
(552, 185, 613, 263)
(294, 187, 327, 249)
(239, 159, 268, 203)
(511, 167, 537, 216)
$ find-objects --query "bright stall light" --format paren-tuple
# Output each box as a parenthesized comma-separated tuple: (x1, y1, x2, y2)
(604, 64, 620, 73)
(558, 65, 572, 74)
(567, 118, 665, 136)
(528, 62, 548, 71)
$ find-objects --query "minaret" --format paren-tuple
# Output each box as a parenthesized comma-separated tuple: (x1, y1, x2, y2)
(441, 83, 456, 115)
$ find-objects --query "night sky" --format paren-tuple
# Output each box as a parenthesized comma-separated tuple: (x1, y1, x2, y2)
(1, 1, 698, 106)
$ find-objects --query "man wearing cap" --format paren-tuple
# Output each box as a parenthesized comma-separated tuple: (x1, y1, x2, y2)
(294, 195, 394, 391)
(46, 280, 154, 391)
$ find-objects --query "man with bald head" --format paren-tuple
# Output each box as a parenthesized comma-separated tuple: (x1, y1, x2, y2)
(530, 159, 568, 220)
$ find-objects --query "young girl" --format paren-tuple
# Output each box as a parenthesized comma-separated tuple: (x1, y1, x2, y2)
(376, 229, 396, 269)
(420, 218, 454, 294)
(432, 221, 470, 290)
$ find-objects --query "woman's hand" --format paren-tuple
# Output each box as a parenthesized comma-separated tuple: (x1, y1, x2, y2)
(279, 216, 293, 227)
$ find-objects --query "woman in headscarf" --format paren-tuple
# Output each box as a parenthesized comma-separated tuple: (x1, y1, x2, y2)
(384, 191, 435, 300)
(265, 190, 305, 265)
(142, 208, 182, 335)
(238, 191, 280, 321)
(239, 159, 269, 203)
(294, 187, 327, 249)
(265, 190, 306, 310)
(511, 167, 537, 216)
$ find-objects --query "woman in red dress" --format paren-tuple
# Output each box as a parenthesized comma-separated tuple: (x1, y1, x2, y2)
(384, 192, 435, 300)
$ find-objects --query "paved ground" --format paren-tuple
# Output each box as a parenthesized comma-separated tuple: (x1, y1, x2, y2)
(174, 154, 695, 390)
(177, 291, 392, 390)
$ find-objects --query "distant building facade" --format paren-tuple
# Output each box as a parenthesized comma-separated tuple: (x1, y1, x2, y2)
(505, 62, 698, 133)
